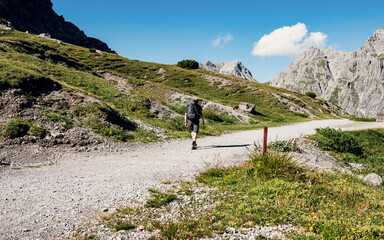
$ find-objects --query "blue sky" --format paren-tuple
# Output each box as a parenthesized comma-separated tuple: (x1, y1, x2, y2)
(51, 0, 384, 82)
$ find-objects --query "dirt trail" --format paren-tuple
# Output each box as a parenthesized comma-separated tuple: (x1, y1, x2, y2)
(1, 119, 384, 239)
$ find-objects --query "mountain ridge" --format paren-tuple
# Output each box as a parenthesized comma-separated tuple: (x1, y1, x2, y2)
(268, 28, 384, 118)
(199, 60, 257, 82)
(0, 0, 114, 53)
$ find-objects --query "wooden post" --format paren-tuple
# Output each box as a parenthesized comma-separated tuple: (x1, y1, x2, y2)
(262, 127, 268, 155)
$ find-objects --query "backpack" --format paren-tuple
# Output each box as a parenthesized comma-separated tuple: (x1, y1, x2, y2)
(186, 100, 200, 122)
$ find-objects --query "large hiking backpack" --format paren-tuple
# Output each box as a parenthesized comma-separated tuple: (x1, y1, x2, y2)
(186, 100, 200, 122)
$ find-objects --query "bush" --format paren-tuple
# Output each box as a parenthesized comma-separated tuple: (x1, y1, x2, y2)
(4, 118, 30, 138)
(145, 189, 177, 208)
(28, 125, 47, 139)
(268, 139, 301, 152)
(99, 126, 134, 142)
(247, 151, 303, 181)
(314, 127, 363, 155)
(89, 48, 96, 53)
(306, 92, 317, 99)
(177, 59, 199, 69)
(204, 110, 237, 124)
(350, 116, 376, 122)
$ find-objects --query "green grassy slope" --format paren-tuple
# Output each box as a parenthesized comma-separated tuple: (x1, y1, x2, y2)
(0, 29, 345, 143)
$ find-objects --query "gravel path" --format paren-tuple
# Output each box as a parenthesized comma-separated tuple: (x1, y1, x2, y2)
(1, 119, 384, 239)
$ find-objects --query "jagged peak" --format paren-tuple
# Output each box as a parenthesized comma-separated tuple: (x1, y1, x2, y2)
(200, 60, 257, 82)
(362, 27, 384, 54)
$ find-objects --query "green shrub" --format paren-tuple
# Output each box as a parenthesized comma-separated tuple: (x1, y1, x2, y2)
(28, 125, 47, 139)
(305, 92, 317, 99)
(268, 139, 300, 152)
(166, 105, 186, 115)
(247, 149, 303, 181)
(165, 117, 188, 132)
(145, 189, 177, 208)
(73, 106, 90, 116)
(204, 110, 236, 124)
(293, 99, 306, 107)
(4, 118, 30, 138)
(99, 126, 134, 142)
(89, 48, 96, 53)
(111, 221, 135, 231)
(88, 118, 107, 130)
(177, 59, 199, 69)
(350, 116, 376, 122)
(314, 127, 363, 155)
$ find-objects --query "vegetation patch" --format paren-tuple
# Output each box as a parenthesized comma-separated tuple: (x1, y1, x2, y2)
(145, 189, 177, 208)
(2, 118, 49, 139)
(203, 110, 238, 124)
(350, 116, 376, 122)
(310, 127, 364, 155)
(311, 128, 384, 177)
(176, 59, 199, 69)
(305, 92, 317, 99)
(4, 118, 30, 138)
(268, 139, 301, 152)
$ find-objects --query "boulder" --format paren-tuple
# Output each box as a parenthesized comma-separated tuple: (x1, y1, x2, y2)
(363, 173, 383, 186)
(239, 102, 256, 114)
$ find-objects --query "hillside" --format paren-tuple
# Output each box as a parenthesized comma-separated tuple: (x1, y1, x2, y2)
(0, 28, 346, 167)
(268, 28, 384, 118)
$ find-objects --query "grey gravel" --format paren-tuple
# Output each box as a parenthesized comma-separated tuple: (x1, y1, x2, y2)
(1, 119, 384, 239)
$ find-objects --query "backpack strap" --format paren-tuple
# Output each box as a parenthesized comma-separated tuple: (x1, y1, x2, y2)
(193, 101, 200, 119)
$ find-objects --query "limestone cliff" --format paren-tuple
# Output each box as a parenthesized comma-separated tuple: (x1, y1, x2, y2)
(0, 0, 114, 52)
(268, 28, 384, 118)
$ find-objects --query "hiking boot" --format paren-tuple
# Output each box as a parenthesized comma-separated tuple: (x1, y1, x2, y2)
(192, 141, 197, 150)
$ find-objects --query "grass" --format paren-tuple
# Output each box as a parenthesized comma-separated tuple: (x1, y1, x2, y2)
(311, 128, 384, 177)
(145, 189, 177, 208)
(268, 139, 301, 152)
(0, 29, 344, 143)
(2, 118, 48, 139)
(350, 116, 376, 122)
(94, 133, 384, 239)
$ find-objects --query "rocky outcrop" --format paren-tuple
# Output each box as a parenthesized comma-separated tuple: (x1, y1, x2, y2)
(0, 0, 114, 52)
(268, 28, 384, 118)
(363, 173, 383, 186)
(200, 60, 257, 82)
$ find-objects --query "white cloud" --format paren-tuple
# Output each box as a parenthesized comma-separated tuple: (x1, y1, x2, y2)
(251, 23, 327, 58)
(213, 33, 234, 48)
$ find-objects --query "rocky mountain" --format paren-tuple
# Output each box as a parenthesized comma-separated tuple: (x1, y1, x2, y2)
(0, 0, 114, 52)
(268, 28, 384, 118)
(200, 60, 257, 82)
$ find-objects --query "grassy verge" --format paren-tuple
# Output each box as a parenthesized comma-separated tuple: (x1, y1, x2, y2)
(350, 116, 376, 122)
(94, 138, 384, 239)
(310, 127, 384, 177)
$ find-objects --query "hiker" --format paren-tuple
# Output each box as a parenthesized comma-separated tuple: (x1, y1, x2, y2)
(185, 98, 205, 149)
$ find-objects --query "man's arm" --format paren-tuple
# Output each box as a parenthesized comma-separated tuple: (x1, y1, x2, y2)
(200, 111, 205, 125)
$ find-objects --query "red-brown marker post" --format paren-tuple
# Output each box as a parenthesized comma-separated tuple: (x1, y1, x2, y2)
(262, 127, 268, 155)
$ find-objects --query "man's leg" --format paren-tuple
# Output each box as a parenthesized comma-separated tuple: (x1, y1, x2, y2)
(192, 131, 197, 142)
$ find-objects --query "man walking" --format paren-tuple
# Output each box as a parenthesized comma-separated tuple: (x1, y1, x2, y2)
(185, 97, 205, 150)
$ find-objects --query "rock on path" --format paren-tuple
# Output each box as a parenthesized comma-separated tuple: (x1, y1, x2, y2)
(1, 119, 384, 239)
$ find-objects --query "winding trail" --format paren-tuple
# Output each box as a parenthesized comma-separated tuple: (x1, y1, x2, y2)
(1, 119, 384, 239)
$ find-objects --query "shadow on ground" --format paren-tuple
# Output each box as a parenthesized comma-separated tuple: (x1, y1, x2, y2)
(197, 144, 251, 150)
